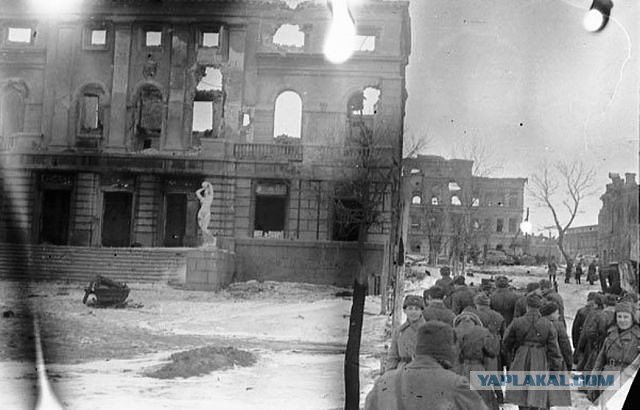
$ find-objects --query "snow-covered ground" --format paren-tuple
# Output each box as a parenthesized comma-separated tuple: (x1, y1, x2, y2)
(0, 266, 627, 409)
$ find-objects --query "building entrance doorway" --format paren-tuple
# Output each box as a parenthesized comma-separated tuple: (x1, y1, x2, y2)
(164, 193, 187, 247)
(40, 189, 71, 245)
(102, 192, 132, 247)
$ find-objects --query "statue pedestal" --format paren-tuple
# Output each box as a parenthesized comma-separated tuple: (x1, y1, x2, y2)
(185, 247, 235, 290)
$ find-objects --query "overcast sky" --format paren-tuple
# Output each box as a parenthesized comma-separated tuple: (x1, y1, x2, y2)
(404, 0, 639, 234)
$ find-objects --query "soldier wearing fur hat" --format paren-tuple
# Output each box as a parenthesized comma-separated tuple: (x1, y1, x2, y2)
(422, 285, 456, 325)
(513, 281, 541, 319)
(366, 321, 488, 410)
(435, 266, 455, 296)
(490, 276, 518, 327)
(385, 295, 426, 372)
(453, 311, 500, 410)
(590, 302, 640, 403)
(502, 292, 563, 410)
(539, 279, 566, 327)
(540, 302, 572, 407)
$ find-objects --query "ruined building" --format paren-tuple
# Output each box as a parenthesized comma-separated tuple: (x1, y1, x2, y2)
(403, 155, 527, 263)
(563, 225, 598, 260)
(0, 0, 410, 287)
(598, 172, 639, 265)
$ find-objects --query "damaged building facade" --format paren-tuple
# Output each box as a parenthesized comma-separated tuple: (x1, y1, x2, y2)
(403, 155, 527, 263)
(0, 0, 410, 287)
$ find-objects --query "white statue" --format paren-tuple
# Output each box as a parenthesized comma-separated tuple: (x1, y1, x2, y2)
(195, 181, 215, 245)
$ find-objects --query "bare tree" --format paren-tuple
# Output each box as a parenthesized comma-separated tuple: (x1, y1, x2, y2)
(452, 135, 501, 177)
(403, 130, 433, 159)
(336, 101, 399, 410)
(529, 160, 598, 265)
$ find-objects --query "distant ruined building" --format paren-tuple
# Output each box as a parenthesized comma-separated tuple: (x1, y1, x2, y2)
(0, 0, 411, 288)
(403, 155, 527, 264)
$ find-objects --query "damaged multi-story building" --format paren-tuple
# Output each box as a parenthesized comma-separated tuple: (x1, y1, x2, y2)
(0, 0, 410, 288)
(597, 172, 639, 265)
(403, 155, 527, 263)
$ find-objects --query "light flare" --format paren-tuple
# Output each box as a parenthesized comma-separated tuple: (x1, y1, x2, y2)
(29, 0, 82, 16)
(323, 0, 356, 64)
(582, 9, 604, 32)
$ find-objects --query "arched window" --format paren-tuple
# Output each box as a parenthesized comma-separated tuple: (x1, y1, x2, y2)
(273, 90, 302, 139)
(135, 84, 163, 150)
(411, 194, 421, 205)
(431, 196, 439, 205)
(0, 81, 27, 139)
(451, 195, 461, 206)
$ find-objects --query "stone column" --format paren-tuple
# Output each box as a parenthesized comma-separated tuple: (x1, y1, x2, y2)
(47, 26, 76, 148)
(106, 24, 132, 151)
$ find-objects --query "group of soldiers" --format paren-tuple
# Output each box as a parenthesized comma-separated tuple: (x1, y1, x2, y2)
(365, 266, 640, 410)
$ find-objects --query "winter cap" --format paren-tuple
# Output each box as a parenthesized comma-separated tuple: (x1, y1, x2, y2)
(604, 294, 619, 307)
(587, 292, 602, 305)
(526, 292, 544, 309)
(473, 293, 491, 306)
(540, 303, 558, 316)
(453, 275, 466, 285)
(526, 282, 541, 293)
(539, 279, 552, 290)
(496, 276, 510, 288)
(440, 266, 451, 277)
(615, 302, 635, 316)
(403, 294, 425, 310)
(415, 321, 455, 365)
(453, 311, 483, 328)
(620, 293, 639, 304)
(426, 286, 445, 300)
(480, 279, 495, 291)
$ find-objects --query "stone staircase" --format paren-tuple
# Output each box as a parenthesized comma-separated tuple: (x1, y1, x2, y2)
(0, 243, 188, 283)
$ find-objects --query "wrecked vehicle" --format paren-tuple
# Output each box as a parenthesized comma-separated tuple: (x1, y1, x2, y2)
(82, 275, 130, 307)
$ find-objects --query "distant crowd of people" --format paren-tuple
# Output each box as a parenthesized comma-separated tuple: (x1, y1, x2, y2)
(547, 257, 599, 287)
(365, 266, 640, 410)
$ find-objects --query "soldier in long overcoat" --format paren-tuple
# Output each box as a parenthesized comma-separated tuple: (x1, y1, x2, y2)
(365, 321, 488, 410)
(453, 311, 500, 410)
(539, 279, 566, 327)
(422, 285, 456, 325)
(540, 303, 572, 407)
(502, 293, 563, 409)
(513, 282, 541, 319)
(590, 302, 640, 403)
(385, 295, 426, 372)
(435, 266, 455, 296)
(576, 294, 617, 372)
(572, 292, 601, 353)
(490, 276, 518, 327)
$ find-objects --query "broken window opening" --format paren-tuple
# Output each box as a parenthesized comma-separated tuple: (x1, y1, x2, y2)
(411, 194, 421, 205)
(253, 182, 288, 239)
(91, 29, 106, 45)
(451, 195, 461, 206)
(273, 91, 302, 139)
(332, 199, 363, 242)
(448, 181, 461, 191)
(471, 197, 480, 207)
(353, 35, 375, 52)
(135, 85, 163, 150)
(496, 218, 504, 233)
(431, 196, 439, 205)
(201, 31, 220, 47)
(192, 67, 224, 139)
(145, 30, 162, 47)
(81, 94, 100, 131)
(410, 168, 421, 174)
(0, 84, 26, 139)
(496, 244, 504, 251)
(347, 87, 379, 142)
(272, 24, 305, 48)
(8, 27, 32, 43)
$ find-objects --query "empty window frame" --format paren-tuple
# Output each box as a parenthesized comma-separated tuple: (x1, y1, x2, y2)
(135, 85, 163, 149)
(201, 30, 220, 47)
(273, 91, 302, 139)
(145, 30, 162, 47)
(332, 198, 363, 242)
(508, 218, 517, 233)
(192, 67, 224, 138)
(0, 83, 26, 138)
(7, 27, 32, 44)
(496, 218, 504, 233)
(451, 195, 461, 206)
(431, 196, 439, 205)
(253, 182, 288, 238)
(272, 24, 305, 48)
(353, 35, 375, 52)
(411, 194, 421, 205)
(81, 94, 100, 132)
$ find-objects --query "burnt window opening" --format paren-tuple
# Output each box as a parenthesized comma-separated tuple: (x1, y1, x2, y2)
(496, 218, 504, 233)
(431, 196, 439, 205)
(0, 82, 27, 139)
(508, 218, 517, 233)
(272, 24, 305, 48)
(145, 30, 162, 47)
(471, 197, 480, 207)
(273, 91, 302, 140)
(78, 86, 105, 136)
(192, 67, 224, 140)
(332, 199, 363, 242)
(253, 182, 288, 239)
(347, 87, 380, 141)
(411, 194, 421, 205)
(451, 195, 461, 206)
(91, 29, 106, 45)
(135, 85, 163, 150)
(8, 27, 32, 43)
